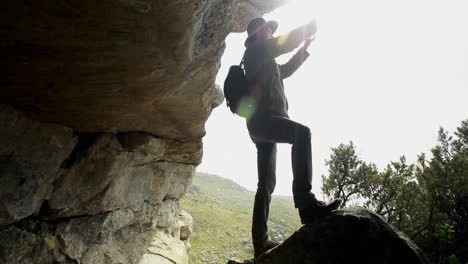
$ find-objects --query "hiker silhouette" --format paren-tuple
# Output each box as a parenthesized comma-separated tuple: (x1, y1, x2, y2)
(241, 17, 341, 257)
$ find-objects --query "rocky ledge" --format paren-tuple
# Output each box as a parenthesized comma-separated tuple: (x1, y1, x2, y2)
(228, 207, 429, 264)
(0, 104, 197, 263)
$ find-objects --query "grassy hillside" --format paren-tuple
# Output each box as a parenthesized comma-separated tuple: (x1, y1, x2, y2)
(180, 172, 302, 264)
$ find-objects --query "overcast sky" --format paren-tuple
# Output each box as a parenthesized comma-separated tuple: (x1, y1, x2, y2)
(197, 0, 468, 198)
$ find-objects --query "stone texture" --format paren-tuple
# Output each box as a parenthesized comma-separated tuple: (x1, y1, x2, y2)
(0, 106, 198, 263)
(56, 200, 181, 262)
(0, 104, 198, 264)
(118, 132, 203, 165)
(0, 200, 185, 264)
(0, 0, 285, 140)
(0, 105, 77, 225)
(48, 132, 197, 218)
(141, 230, 189, 264)
(178, 210, 193, 241)
(0, 227, 62, 264)
(229, 207, 429, 264)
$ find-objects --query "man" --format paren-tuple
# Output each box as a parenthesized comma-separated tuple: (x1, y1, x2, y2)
(243, 18, 342, 257)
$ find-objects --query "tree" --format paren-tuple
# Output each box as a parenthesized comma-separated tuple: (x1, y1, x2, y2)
(322, 141, 378, 207)
(321, 119, 468, 263)
(362, 156, 420, 232)
(413, 122, 468, 263)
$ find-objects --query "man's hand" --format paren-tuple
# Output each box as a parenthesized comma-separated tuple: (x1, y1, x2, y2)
(307, 20, 317, 36)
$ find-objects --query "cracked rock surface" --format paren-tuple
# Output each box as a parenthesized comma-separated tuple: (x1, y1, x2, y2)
(0, 106, 195, 263)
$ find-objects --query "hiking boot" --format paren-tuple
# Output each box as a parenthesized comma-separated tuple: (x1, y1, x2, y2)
(254, 239, 281, 258)
(298, 198, 342, 224)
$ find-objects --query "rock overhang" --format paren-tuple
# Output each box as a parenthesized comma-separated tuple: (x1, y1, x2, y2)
(0, 0, 286, 140)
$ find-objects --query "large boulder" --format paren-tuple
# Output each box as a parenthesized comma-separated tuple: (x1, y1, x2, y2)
(228, 207, 429, 264)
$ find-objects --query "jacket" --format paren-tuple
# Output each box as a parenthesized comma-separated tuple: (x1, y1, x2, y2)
(243, 22, 316, 120)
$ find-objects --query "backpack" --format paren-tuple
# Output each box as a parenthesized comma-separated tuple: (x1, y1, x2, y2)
(223, 54, 254, 118)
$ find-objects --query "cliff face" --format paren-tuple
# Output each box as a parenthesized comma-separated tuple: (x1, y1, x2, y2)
(0, 0, 285, 263)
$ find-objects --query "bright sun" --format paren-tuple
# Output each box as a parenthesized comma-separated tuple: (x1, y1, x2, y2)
(265, 0, 315, 34)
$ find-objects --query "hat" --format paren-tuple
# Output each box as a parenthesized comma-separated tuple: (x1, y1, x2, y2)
(244, 17, 278, 47)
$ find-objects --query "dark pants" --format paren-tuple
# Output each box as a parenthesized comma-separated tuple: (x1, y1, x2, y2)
(247, 115, 316, 249)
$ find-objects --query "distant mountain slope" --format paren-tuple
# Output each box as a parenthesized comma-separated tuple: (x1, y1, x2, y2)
(181, 172, 301, 264)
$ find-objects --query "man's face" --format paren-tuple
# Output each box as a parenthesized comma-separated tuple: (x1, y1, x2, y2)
(255, 26, 272, 42)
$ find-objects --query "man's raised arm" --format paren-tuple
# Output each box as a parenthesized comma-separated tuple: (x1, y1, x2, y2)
(279, 38, 313, 79)
(261, 21, 317, 59)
